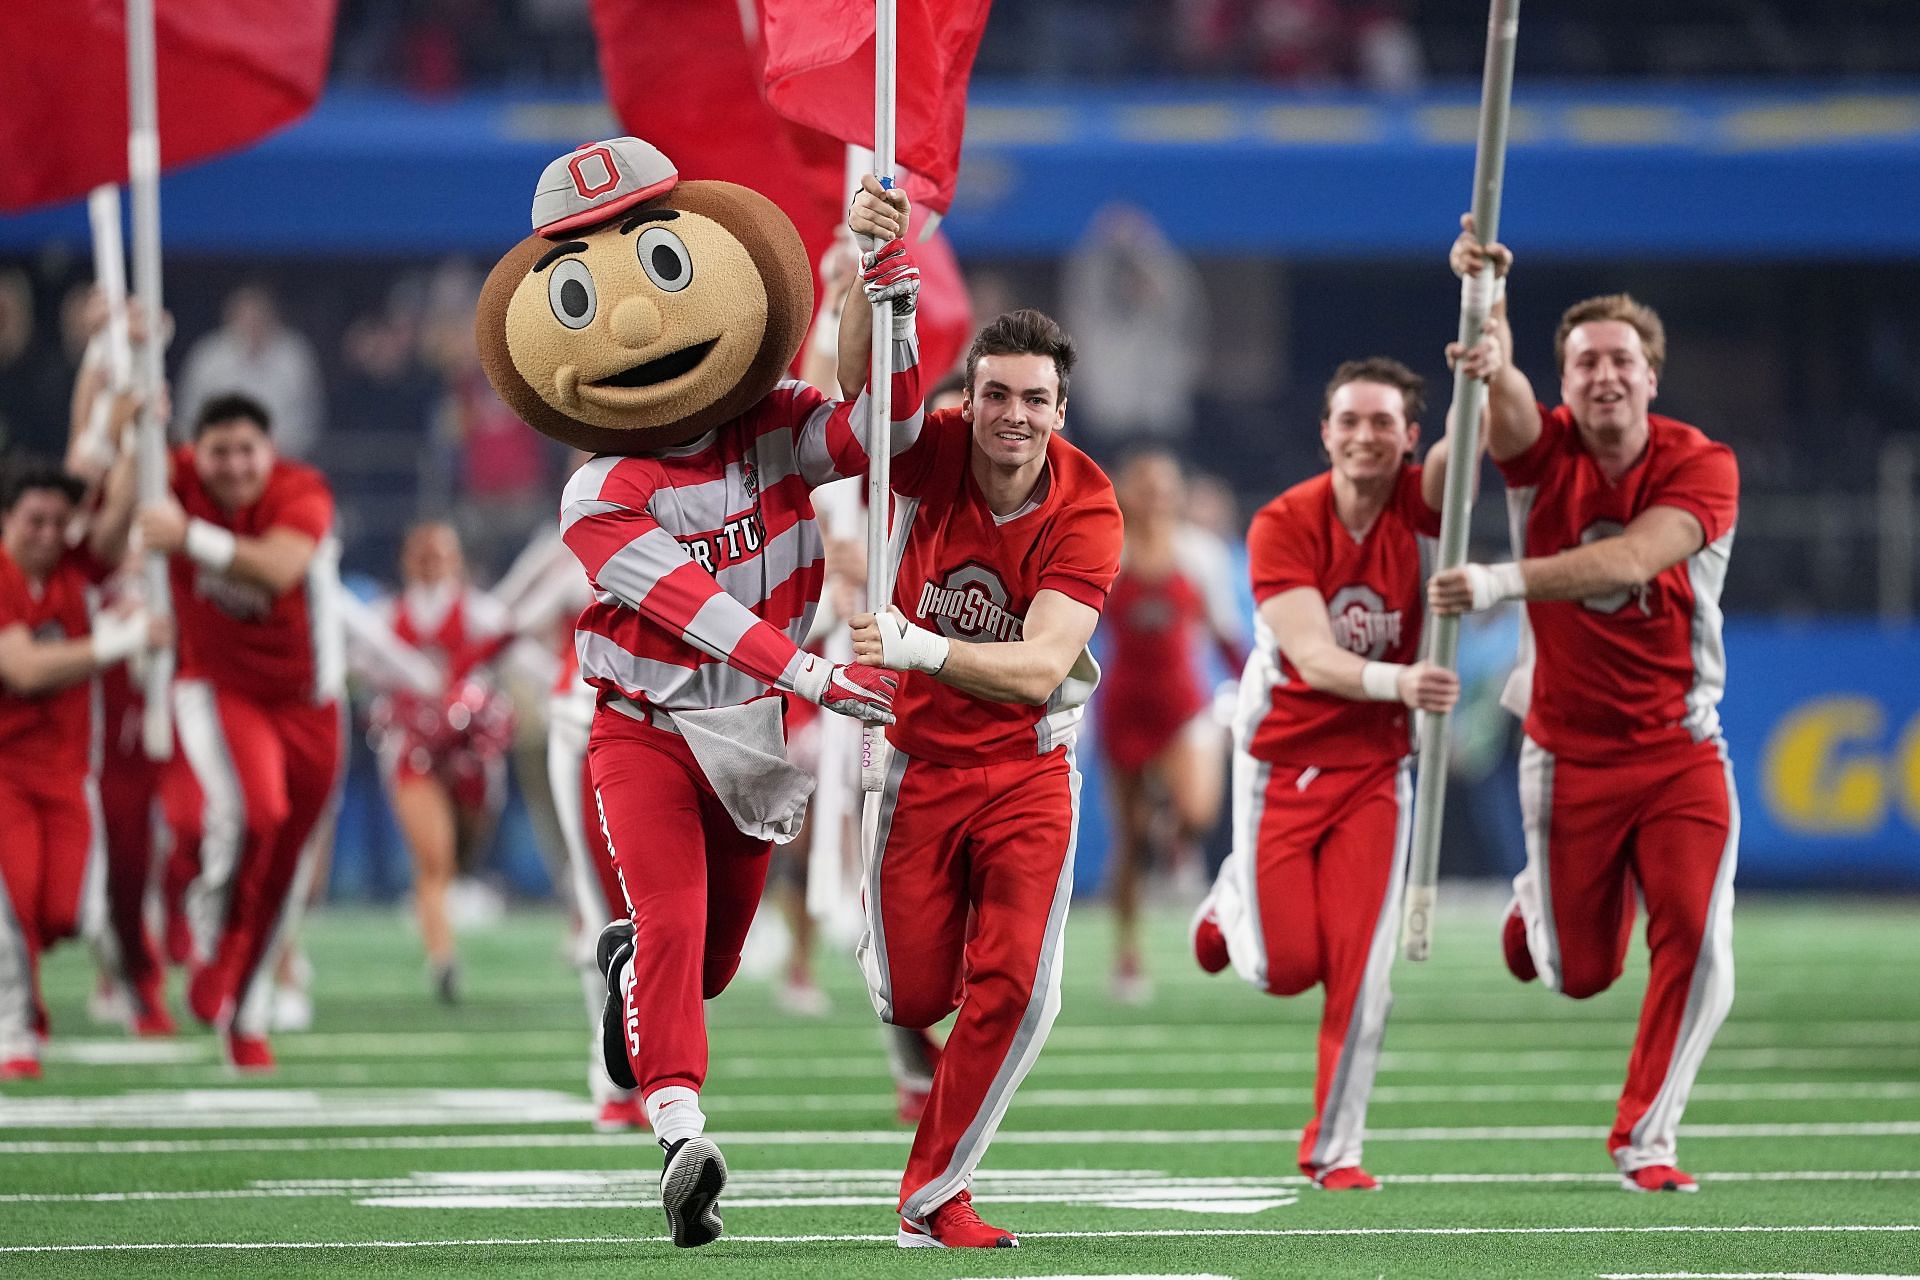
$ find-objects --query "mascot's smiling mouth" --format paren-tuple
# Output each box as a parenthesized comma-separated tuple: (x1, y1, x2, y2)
(592, 339, 718, 389)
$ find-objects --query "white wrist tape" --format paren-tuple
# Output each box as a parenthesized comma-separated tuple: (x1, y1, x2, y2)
(1465, 561, 1527, 611)
(1462, 268, 1506, 315)
(1360, 661, 1405, 703)
(878, 609, 949, 674)
(90, 610, 148, 666)
(788, 653, 831, 705)
(184, 518, 237, 572)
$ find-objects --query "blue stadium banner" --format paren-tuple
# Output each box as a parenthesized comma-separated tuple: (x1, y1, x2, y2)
(4, 85, 1919, 256)
(1723, 619, 1920, 887)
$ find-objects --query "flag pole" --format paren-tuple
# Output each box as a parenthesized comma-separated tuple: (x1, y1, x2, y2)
(1401, 0, 1521, 962)
(859, 0, 898, 794)
(84, 187, 133, 459)
(126, 0, 175, 761)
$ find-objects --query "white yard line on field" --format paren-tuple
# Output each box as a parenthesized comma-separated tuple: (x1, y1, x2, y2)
(6, 1120, 1920, 1156)
(7, 1079, 1916, 1130)
(1, 1226, 1917, 1254)
(5, 1168, 1920, 1206)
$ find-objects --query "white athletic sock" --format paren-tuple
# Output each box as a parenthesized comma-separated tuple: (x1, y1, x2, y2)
(645, 1086, 706, 1147)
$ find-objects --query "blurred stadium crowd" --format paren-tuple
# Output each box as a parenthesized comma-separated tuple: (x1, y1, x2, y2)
(322, 0, 1920, 94)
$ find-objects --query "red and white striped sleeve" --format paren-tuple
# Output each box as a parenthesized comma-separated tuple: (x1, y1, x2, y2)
(561, 488, 815, 695)
(794, 329, 925, 487)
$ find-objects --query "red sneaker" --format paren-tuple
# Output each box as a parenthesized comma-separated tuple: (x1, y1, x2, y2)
(1190, 898, 1229, 975)
(1621, 1164, 1698, 1193)
(1, 1056, 42, 1081)
(1501, 900, 1537, 983)
(1313, 1166, 1380, 1191)
(223, 1030, 275, 1073)
(593, 1097, 644, 1133)
(898, 1189, 1017, 1248)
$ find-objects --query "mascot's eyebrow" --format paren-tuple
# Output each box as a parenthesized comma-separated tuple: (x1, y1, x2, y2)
(532, 241, 589, 273)
(619, 209, 680, 234)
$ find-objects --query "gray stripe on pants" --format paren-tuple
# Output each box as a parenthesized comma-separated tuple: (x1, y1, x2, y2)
(1622, 741, 1741, 1171)
(173, 681, 247, 964)
(1516, 736, 1564, 992)
(0, 823, 34, 1058)
(1232, 753, 1275, 990)
(1309, 760, 1413, 1174)
(857, 745, 912, 1024)
(899, 755, 1080, 1223)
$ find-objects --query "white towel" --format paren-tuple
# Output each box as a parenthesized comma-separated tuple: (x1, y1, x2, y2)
(669, 700, 814, 845)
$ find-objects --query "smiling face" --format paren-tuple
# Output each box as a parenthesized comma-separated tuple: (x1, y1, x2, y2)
(1560, 319, 1658, 450)
(1321, 379, 1418, 486)
(477, 181, 812, 455)
(193, 418, 277, 512)
(963, 353, 1066, 474)
(2, 488, 75, 579)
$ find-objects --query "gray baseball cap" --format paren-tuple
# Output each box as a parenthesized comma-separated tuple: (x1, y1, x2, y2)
(532, 137, 679, 238)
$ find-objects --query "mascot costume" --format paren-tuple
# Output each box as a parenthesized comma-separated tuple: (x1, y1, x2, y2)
(475, 136, 924, 1247)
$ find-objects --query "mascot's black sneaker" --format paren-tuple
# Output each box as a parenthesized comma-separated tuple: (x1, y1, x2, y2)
(660, 1135, 728, 1248)
(595, 920, 638, 1092)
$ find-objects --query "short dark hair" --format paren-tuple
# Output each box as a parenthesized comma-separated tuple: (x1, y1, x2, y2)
(1321, 356, 1426, 426)
(1, 459, 85, 515)
(193, 392, 272, 439)
(964, 309, 1076, 404)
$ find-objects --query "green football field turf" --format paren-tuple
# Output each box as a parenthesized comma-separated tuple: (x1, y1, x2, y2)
(3, 892, 1916, 1278)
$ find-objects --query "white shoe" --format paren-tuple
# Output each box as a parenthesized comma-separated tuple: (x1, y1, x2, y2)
(270, 985, 313, 1033)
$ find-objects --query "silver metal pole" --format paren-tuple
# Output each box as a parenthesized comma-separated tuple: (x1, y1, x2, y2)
(860, 0, 898, 792)
(127, 0, 175, 761)
(85, 187, 133, 458)
(1402, 0, 1521, 962)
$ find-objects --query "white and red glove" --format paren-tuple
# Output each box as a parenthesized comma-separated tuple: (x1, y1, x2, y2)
(861, 239, 920, 318)
(792, 654, 899, 725)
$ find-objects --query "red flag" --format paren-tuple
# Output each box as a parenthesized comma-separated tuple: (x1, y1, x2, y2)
(759, 0, 990, 216)
(592, 0, 970, 380)
(0, 0, 335, 212)
(592, 0, 844, 272)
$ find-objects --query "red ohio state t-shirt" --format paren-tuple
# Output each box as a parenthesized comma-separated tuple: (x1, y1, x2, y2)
(0, 544, 110, 782)
(1237, 466, 1440, 768)
(1497, 406, 1739, 761)
(883, 408, 1123, 766)
(170, 446, 336, 705)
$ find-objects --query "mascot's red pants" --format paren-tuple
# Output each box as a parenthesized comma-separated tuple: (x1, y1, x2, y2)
(587, 707, 770, 1103)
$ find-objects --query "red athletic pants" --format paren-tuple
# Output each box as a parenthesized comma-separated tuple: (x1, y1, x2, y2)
(0, 768, 93, 1057)
(97, 667, 163, 1014)
(589, 708, 770, 1101)
(164, 681, 342, 1031)
(1510, 735, 1738, 1172)
(1215, 755, 1409, 1178)
(859, 747, 1078, 1223)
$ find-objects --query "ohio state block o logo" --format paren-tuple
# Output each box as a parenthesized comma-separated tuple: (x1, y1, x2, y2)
(1327, 584, 1393, 659)
(568, 148, 621, 199)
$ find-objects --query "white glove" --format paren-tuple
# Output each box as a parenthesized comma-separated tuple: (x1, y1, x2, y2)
(90, 608, 150, 667)
(1463, 562, 1527, 612)
(876, 608, 949, 674)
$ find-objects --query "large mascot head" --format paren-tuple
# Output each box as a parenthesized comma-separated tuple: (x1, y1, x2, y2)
(476, 137, 813, 454)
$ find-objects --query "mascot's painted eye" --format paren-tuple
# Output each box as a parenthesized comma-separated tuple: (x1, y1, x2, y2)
(636, 227, 693, 293)
(548, 258, 598, 330)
